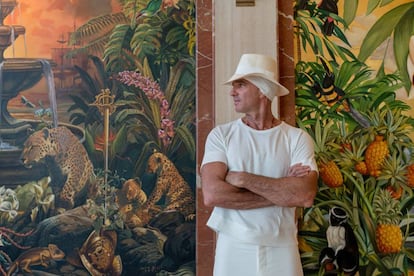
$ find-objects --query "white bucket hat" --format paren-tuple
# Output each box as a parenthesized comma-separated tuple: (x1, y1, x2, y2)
(224, 53, 289, 100)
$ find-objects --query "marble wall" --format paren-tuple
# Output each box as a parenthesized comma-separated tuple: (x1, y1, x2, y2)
(196, 0, 294, 274)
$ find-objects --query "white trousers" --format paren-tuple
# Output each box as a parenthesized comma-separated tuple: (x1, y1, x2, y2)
(213, 233, 304, 276)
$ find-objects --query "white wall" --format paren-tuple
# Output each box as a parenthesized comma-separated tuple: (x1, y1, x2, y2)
(214, 0, 279, 125)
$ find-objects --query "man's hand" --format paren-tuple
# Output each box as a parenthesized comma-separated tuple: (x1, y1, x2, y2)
(223, 163, 317, 207)
(225, 171, 244, 188)
(201, 162, 274, 209)
(288, 163, 311, 177)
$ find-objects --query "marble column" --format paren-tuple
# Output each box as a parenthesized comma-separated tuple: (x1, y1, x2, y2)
(196, 1, 295, 274)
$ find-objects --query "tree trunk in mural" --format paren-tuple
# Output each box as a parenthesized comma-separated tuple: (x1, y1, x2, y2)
(295, 0, 414, 275)
(0, 0, 196, 275)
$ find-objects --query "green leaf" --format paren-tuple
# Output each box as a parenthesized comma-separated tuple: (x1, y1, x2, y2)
(115, 108, 154, 127)
(103, 24, 136, 72)
(149, 100, 161, 129)
(366, 253, 394, 276)
(366, 0, 381, 15)
(172, 126, 195, 160)
(72, 12, 127, 40)
(131, 23, 162, 59)
(370, 91, 396, 109)
(166, 26, 188, 50)
(73, 65, 101, 97)
(69, 113, 86, 125)
(358, 3, 414, 62)
(332, 24, 351, 47)
(68, 95, 90, 113)
(405, 246, 414, 262)
(84, 128, 96, 154)
(90, 56, 108, 88)
(380, 0, 395, 7)
(343, 0, 358, 26)
(393, 6, 414, 94)
(111, 124, 128, 155)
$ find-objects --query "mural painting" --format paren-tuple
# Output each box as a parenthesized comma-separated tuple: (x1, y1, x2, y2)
(0, 0, 196, 275)
(294, 0, 414, 275)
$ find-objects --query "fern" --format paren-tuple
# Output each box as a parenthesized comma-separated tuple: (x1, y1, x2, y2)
(103, 24, 143, 72)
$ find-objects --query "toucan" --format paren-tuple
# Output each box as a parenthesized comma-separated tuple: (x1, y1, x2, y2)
(318, 0, 339, 36)
(312, 57, 371, 128)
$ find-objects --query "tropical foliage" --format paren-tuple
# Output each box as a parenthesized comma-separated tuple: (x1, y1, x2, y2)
(295, 0, 414, 275)
(67, 0, 196, 183)
(0, 1, 195, 275)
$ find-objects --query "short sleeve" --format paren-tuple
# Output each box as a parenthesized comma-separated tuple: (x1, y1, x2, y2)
(201, 127, 228, 168)
(291, 130, 318, 173)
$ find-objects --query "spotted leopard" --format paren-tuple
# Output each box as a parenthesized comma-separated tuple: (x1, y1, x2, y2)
(142, 151, 195, 221)
(21, 126, 95, 210)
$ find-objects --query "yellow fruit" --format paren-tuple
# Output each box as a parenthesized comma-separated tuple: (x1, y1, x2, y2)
(373, 189, 403, 255)
(319, 160, 343, 188)
(355, 161, 368, 175)
(365, 135, 389, 177)
(407, 164, 414, 187)
(375, 224, 402, 254)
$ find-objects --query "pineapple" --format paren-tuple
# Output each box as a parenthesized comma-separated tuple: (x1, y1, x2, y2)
(337, 137, 368, 176)
(319, 160, 343, 188)
(407, 164, 414, 188)
(373, 189, 403, 254)
(355, 161, 368, 175)
(305, 118, 343, 188)
(365, 135, 389, 177)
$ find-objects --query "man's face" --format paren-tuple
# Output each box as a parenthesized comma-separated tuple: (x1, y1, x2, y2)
(230, 79, 262, 113)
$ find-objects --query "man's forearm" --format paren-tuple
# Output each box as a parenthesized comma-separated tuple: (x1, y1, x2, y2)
(203, 181, 275, 209)
(226, 171, 318, 208)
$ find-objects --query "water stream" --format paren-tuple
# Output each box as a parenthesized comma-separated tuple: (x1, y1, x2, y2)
(0, 61, 17, 150)
(0, 60, 3, 125)
(10, 25, 14, 57)
(0, 61, 3, 147)
(40, 59, 58, 128)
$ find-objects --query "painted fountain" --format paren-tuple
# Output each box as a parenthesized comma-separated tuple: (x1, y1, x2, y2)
(0, 0, 83, 186)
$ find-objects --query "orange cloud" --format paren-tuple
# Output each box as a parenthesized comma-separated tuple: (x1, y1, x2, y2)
(2, 0, 121, 58)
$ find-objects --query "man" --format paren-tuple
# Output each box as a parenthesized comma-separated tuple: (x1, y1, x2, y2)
(201, 53, 318, 276)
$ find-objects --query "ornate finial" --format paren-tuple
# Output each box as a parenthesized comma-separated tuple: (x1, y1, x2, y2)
(90, 88, 118, 115)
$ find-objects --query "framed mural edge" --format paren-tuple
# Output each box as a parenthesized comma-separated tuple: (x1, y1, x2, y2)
(294, 0, 414, 275)
(0, 0, 196, 275)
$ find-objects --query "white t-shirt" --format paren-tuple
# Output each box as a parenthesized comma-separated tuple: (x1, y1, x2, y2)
(201, 119, 318, 246)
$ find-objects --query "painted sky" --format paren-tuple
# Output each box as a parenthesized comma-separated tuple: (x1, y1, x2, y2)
(3, 0, 121, 58)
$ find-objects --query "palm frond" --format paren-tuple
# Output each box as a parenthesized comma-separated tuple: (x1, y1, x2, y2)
(131, 23, 162, 59)
(103, 24, 142, 72)
(70, 13, 128, 43)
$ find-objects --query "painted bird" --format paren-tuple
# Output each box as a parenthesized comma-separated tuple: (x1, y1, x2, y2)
(319, 207, 359, 275)
(136, 0, 163, 19)
(312, 57, 370, 128)
(318, 0, 339, 36)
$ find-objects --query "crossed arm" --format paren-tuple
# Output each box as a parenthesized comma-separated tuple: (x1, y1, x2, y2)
(201, 162, 318, 209)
